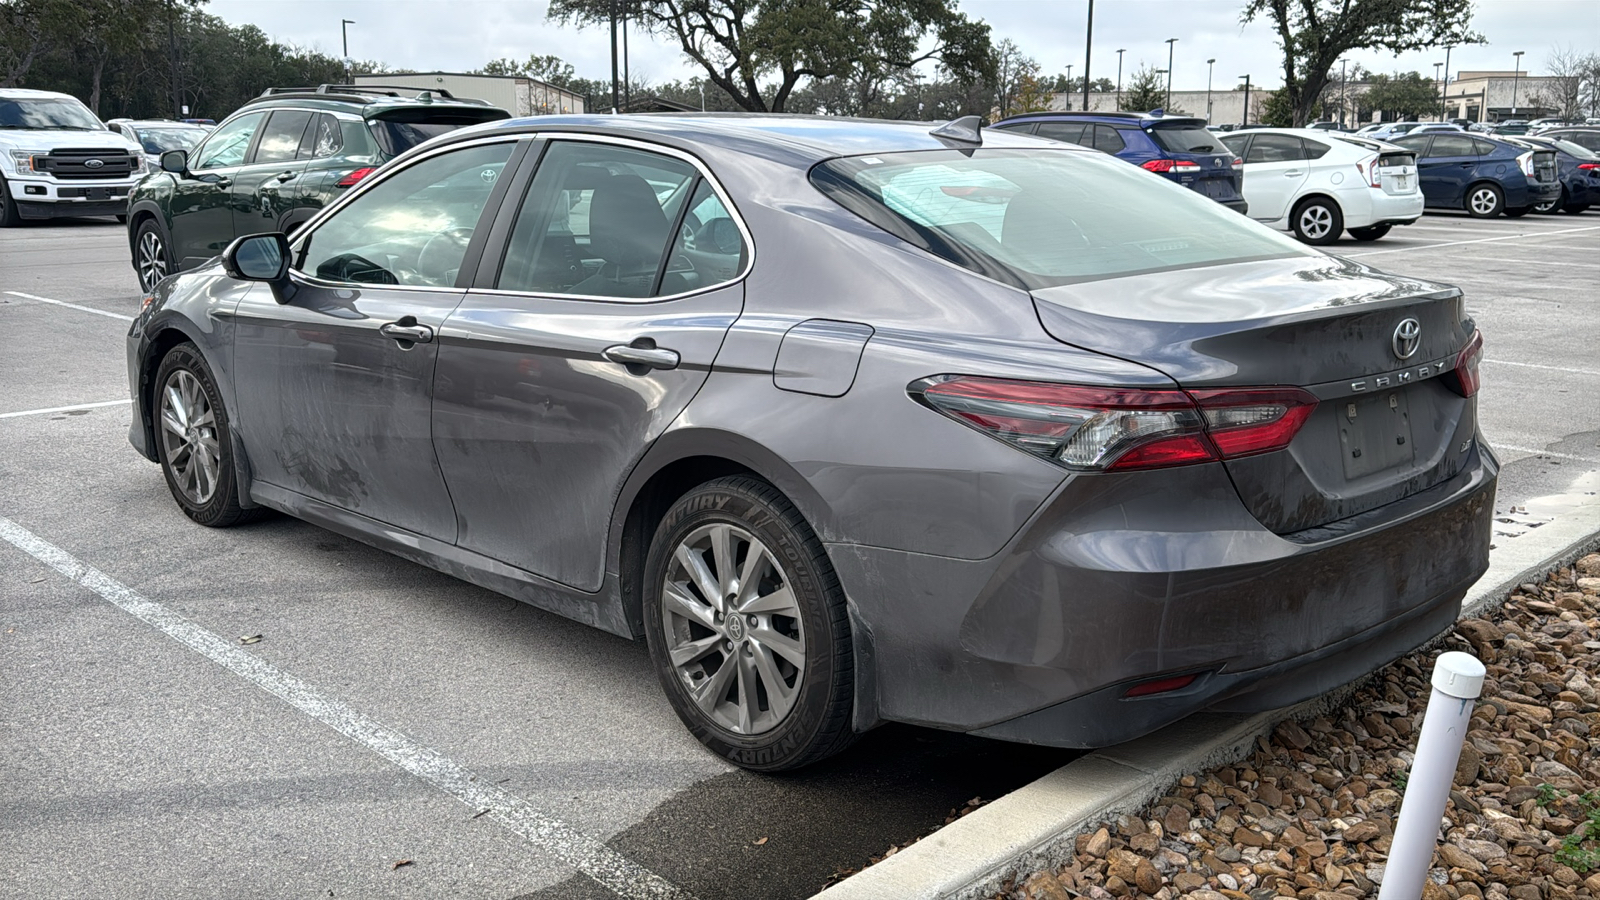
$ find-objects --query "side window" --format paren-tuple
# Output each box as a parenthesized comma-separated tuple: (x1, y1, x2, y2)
(659, 181, 747, 295)
(992, 122, 1037, 135)
(1093, 125, 1127, 154)
(1470, 139, 1498, 156)
(1245, 134, 1305, 163)
(254, 110, 313, 164)
(297, 141, 515, 288)
(192, 112, 265, 170)
(1391, 135, 1431, 154)
(1034, 122, 1088, 145)
(1431, 135, 1478, 157)
(1219, 134, 1250, 158)
(1302, 138, 1331, 160)
(298, 114, 345, 160)
(496, 141, 698, 299)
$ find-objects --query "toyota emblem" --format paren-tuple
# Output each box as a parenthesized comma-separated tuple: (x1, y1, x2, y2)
(84, 158, 105, 169)
(1392, 318, 1421, 360)
(479, 168, 498, 184)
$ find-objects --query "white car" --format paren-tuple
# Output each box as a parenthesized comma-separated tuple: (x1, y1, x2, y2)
(0, 88, 144, 226)
(1219, 128, 1423, 244)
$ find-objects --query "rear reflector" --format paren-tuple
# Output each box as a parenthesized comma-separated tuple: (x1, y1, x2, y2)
(336, 167, 377, 187)
(910, 377, 1318, 471)
(1141, 159, 1202, 174)
(1125, 674, 1199, 697)
(1447, 330, 1484, 398)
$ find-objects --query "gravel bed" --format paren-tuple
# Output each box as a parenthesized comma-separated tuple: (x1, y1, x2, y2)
(1009, 553, 1600, 900)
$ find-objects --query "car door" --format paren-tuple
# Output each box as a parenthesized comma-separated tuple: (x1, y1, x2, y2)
(1237, 133, 1310, 222)
(169, 111, 266, 268)
(229, 137, 523, 541)
(1418, 134, 1481, 206)
(431, 138, 747, 591)
(230, 108, 313, 236)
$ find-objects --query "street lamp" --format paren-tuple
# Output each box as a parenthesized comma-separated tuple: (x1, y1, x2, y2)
(1206, 58, 1215, 124)
(1339, 59, 1349, 128)
(1115, 48, 1126, 111)
(1442, 45, 1453, 121)
(1511, 50, 1524, 118)
(1082, 0, 1095, 113)
(340, 19, 354, 85)
(1239, 74, 1251, 127)
(1165, 38, 1179, 109)
(1433, 62, 1444, 120)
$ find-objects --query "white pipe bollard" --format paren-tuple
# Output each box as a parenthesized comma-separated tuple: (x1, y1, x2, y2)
(1377, 651, 1486, 900)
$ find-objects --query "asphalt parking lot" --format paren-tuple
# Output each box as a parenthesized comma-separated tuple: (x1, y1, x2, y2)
(2, 210, 1598, 900)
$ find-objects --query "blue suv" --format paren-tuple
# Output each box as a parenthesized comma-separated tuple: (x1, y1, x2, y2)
(1389, 132, 1561, 217)
(992, 111, 1247, 213)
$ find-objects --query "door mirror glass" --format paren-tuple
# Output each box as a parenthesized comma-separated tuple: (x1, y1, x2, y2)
(223, 233, 290, 282)
(160, 149, 188, 173)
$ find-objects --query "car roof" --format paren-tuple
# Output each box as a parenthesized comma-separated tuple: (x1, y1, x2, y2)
(0, 88, 83, 101)
(995, 110, 1206, 128)
(241, 84, 502, 115)
(121, 119, 207, 128)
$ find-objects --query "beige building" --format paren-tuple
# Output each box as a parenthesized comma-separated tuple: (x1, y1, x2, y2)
(1443, 70, 1559, 122)
(353, 72, 586, 117)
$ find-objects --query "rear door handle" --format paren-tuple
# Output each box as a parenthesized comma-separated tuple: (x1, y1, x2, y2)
(275, 171, 296, 182)
(1284, 170, 1302, 177)
(603, 344, 679, 370)
(380, 322, 434, 343)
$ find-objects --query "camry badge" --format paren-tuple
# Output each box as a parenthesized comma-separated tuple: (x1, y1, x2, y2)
(1392, 318, 1421, 360)
(84, 158, 105, 169)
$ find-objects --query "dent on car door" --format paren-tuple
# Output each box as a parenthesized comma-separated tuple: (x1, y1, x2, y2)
(228, 138, 522, 540)
(170, 111, 265, 268)
(230, 109, 313, 236)
(432, 139, 747, 591)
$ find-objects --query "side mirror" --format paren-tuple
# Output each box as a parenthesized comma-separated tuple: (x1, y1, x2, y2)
(160, 149, 188, 174)
(221, 233, 297, 304)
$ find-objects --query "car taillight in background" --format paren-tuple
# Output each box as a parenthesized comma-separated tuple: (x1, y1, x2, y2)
(1516, 151, 1536, 177)
(1142, 159, 1202, 174)
(336, 167, 377, 187)
(1231, 157, 1244, 169)
(1446, 330, 1484, 398)
(1579, 163, 1600, 172)
(910, 376, 1318, 471)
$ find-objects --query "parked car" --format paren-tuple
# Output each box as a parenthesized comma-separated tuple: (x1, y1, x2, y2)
(1306, 122, 1348, 132)
(107, 119, 209, 170)
(1504, 135, 1599, 214)
(1389, 131, 1561, 217)
(1363, 121, 1423, 140)
(126, 83, 511, 291)
(1218, 128, 1422, 244)
(1540, 127, 1600, 154)
(1447, 119, 1472, 129)
(1409, 123, 1464, 133)
(1527, 118, 1578, 134)
(991, 110, 1247, 213)
(126, 114, 1495, 770)
(1467, 123, 1495, 133)
(1488, 121, 1530, 136)
(0, 88, 144, 226)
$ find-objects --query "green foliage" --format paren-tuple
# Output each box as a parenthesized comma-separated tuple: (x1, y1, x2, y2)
(1241, 0, 1481, 126)
(1122, 65, 1166, 114)
(1364, 71, 1444, 121)
(1537, 783, 1568, 808)
(1555, 791, 1600, 873)
(546, 0, 992, 113)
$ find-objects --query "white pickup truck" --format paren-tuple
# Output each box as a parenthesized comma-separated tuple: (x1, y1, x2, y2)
(0, 88, 145, 226)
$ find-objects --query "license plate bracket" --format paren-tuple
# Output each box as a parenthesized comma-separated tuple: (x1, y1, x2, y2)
(1339, 390, 1415, 480)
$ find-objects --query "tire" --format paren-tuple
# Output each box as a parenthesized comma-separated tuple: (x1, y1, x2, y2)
(0, 178, 22, 227)
(643, 476, 855, 772)
(1347, 224, 1392, 241)
(152, 343, 263, 528)
(1534, 188, 1566, 214)
(1466, 183, 1504, 218)
(1564, 204, 1591, 215)
(134, 219, 173, 292)
(1504, 206, 1531, 218)
(1291, 197, 1343, 245)
(115, 213, 128, 224)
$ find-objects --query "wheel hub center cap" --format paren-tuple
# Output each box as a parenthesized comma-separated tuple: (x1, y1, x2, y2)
(724, 615, 746, 642)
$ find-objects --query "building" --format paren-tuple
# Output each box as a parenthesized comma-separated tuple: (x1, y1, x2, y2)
(352, 72, 586, 116)
(1443, 71, 1558, 122)
(1046, 90, 1256, 126)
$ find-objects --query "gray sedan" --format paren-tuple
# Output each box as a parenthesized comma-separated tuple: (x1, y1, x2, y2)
(126, 115, 1495, 771)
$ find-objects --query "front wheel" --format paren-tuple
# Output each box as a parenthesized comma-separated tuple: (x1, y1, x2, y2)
(1466, 184, 1504, 218)
(134, 220, 172, 292)
(1291, 197, 1343, 245)
(152, 343, 262, 528)
(1347, 224, 1393, 241)
(0, 179, 22, 227)
(644, 476, 855, 772)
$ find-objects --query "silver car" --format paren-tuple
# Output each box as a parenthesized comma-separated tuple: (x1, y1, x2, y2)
(126, 115, 1495, 770)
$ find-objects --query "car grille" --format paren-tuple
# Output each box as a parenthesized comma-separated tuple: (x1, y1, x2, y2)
(33, 147, 136, 180)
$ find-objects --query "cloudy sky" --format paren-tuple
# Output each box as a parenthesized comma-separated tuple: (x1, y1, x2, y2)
(209, 0, 1591, 93)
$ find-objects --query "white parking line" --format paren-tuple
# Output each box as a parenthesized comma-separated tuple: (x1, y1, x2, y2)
(1470, 256, 1600, 269)
(0, 515, 694, 900)
(1484, 358, 1600, 378)
(3, 290, 135, 322)
(0, 398, 132, 419)
(1494, 445, 1600, 464)
(1343, 224, 1600, 257)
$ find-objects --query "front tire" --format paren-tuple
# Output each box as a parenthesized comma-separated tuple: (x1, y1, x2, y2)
(152, 343, 261, 528)
(134, 219, 172, 292)
(643, 476, 855, 772)
(0, 179, 23, 227)
(1291, 197, 1343, 245)
(1466, 183, 1504, 218)
(1347, 224, 1392, 241)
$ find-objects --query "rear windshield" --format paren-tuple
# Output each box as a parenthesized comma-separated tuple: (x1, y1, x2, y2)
(1547, 139, 1598, 160)
(367, 109, 511, 157)
(810, 148, 1310, 289)
(1148, 125, 1223, 154)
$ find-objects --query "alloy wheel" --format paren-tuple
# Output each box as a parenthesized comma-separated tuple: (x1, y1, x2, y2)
(661, 522, 805, 736)
(158, 369, 221, 505)
(1470, 187, 1500, 216)
(138, 229, 168, 291)
(1298, 205, 1334, 240)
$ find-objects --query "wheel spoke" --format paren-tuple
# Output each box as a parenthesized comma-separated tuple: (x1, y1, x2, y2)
(190, 407, 215, 430)
(674, 543, 723, 610)
(690, 656, 736, 716)
(709, 524, 736, 599)
(734, 652, 758, 733)
(750, 643, 797, 722)
(662, 581, 716, 631)
(739, 585, 797, 616)
(750, 624, 805, 668)
(735, 543, 771, 606)
(669, 633, 723, 668)
(164, 385, 188, 429)
(160, 410, 186, 437)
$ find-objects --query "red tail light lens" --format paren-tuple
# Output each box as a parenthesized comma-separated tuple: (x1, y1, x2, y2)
(1141, 159, 1202, 174)
(1447, 330, 1483, 398)
(1125, 674, 1199, 697)
(911, 377, 1319, 471)
(1357, 156, 1382, 188)
(1580, 163, 1600, 171)
(336, 167, 377, 187)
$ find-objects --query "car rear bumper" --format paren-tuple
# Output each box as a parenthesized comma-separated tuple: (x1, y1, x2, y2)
(1219, 197, 1249, 214)
(1510, 180, 1562, 208)
(832, 439, 1496, 747)
(1351, 189, 1424, 228)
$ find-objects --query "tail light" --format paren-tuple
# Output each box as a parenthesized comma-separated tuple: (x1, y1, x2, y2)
(1357, 155, 1382, 188)
(1231, 157, 1244, 169)
(1142, 159, 1202, 174)
(1516, 151, 1536, 177)
(336, 167, 377, 187)
(1579, 163, 1600, 171)
(1446, 330, 1484, 398)
(910, 376, 1318, 471)
(1125, 673, 1200, 697)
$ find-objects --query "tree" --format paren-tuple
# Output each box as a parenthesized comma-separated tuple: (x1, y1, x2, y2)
(1242, 0, 1481, 126)
(0, 0, 82, 86)
(987, 38, 1038, 120)
(546, 0, 992, 113)
(1122, 64, 1166, 113)
(1542, 46, 1598, 122)
(1057, 75, 1114, 94)
(1363, 71, 1441, 120)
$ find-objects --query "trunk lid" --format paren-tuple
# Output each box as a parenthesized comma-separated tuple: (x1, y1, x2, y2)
(1148, 120, 1243, 203)
(1375, 150, 1418, 195)
(1532, 149, 1560, 184)
(1031, 255, 1478, 534)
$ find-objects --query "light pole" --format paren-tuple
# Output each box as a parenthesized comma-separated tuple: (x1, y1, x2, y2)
(1434, 62, 1444, 121)
(1082, 0, 1095, 113)
(1064, 64, 1074, 108)
(1511, 50, 1524, 118)
(1206, 58, 1215, 123)
(1115, 48, 1125, 111)
(340, 19, 354, 84)
(1239, 74, 1251, 127)
(1442, 44, 1453, 120)
(1339, 59, 1348, 128)
(1165, 38, 1178, 109)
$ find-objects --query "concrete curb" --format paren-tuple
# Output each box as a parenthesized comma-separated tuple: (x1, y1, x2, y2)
(812, 492, 1600, 900)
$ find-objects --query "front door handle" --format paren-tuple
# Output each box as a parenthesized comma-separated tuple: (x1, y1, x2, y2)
(1283, 170, 1302, 177)
(380, 322, 434, 343)
(275, 171, 296, 182)
(603, 344, 680, 370)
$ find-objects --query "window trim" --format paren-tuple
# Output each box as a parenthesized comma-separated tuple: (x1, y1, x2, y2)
(469, 131, 756, 305)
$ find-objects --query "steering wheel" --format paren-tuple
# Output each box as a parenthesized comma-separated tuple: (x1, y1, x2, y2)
(416, 227, 477, 285)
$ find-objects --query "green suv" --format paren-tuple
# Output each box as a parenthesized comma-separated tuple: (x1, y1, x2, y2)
(126, 84, 509, 291)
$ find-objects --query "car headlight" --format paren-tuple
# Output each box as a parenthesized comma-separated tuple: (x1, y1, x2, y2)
(7, 149, 41, 171)
(131, 155, 146, 173)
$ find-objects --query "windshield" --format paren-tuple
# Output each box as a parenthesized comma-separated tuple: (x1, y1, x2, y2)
(0, 97, 104, 131)
(133, 126, 205, 154)
(811, 148, 1310, 290)
(1547, 138, 1598, 160)
(1148, 125, 1219, 153)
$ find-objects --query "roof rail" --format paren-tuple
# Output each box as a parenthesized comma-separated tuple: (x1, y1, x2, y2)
(998, 110, 1155, 121)
(321, 83, 456, 99)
